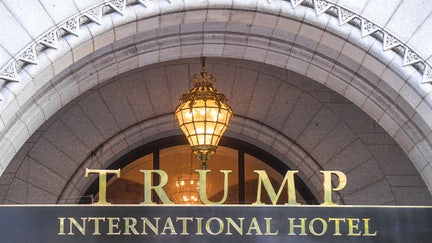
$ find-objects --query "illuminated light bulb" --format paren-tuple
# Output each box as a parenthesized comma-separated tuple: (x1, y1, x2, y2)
(185, 112, 193, 122)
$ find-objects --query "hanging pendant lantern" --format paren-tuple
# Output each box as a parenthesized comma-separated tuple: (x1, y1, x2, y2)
(175, 57, 233, 169)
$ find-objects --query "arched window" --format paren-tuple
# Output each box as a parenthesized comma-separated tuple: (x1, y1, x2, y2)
(82, 136, 316, 205)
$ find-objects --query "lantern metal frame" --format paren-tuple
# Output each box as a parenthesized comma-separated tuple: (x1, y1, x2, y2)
(175, 57, 233, 169)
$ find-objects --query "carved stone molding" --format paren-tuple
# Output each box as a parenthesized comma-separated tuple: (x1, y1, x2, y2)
(1, 0, 431, 99)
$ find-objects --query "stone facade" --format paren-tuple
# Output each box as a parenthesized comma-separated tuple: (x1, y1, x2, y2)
(0, 0, 432, 205)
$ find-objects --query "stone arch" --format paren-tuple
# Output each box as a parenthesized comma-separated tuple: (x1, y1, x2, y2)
(58, 114, 324, 204)
(3, 57, 429, 205)
(0, 1, 431, 204)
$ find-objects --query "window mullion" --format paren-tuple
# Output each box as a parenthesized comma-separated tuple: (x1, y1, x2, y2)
(238, 150, 245, 204)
